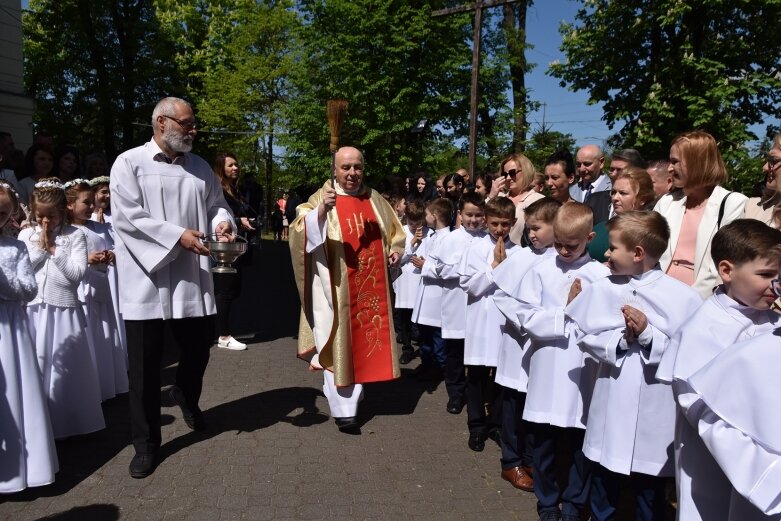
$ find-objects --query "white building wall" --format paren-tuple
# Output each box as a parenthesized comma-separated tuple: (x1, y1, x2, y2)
(0, 0, 34, 152)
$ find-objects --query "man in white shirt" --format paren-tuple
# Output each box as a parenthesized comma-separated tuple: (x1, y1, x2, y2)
(111, 97, 234, 479)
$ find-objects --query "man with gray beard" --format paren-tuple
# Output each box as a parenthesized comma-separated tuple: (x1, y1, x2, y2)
(110, 97, 235, 478)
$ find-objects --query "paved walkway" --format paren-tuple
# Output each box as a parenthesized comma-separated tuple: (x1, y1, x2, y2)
(0, 241, 538, 521)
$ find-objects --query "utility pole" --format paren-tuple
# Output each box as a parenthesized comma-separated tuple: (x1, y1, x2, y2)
(432, 0, 520, 182)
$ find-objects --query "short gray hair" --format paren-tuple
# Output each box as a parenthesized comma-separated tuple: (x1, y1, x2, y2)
(151, 97, 191, 127)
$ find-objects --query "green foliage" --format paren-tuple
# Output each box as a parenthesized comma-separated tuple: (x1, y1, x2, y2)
(23, 0, 181, 158)
(549, 0, 781, 192)
(524, 127, 576, 172)
(280, 0, 477, 183)
(23, 0, 536, 189)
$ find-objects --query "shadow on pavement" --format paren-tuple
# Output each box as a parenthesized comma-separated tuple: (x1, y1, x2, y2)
(36, 504, 120, 520)
(1, 396, 130, 502)
(158, 386, 329, 461)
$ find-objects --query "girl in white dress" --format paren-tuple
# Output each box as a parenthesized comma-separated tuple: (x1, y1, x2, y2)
(0, 182, 58, 493)
(89, 176, 127, 359)
(19, 178, 104, 439)
(65, 179, 128, 401)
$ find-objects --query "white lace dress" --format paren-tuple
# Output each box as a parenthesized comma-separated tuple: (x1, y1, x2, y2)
(0, 237, 58, 492)
(91, 211, 127, 359)
(19, 225, 105, 439)
(75, 221, 128, 401)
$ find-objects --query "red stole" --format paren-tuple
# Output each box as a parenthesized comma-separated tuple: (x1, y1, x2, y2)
(335, 193, 395, 383)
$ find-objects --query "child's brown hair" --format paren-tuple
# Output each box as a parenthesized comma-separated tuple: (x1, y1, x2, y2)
(524, 198, 561, 224)
(711, 219, 781, 266)
(484, 196, 515, 220)
(427, 198, 453, 227)
(63, 179, 93, 224)
(405, 199, 426, 223)
(30, 177, 67, 225)
(606, 210, 670, 260)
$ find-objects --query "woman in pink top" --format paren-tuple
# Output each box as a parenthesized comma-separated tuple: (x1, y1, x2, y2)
(653, 131, 747, 298)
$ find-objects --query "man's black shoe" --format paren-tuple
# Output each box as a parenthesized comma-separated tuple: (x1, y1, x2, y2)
(446, 397, 465, 415)
(468, 432, 485, 452)
(129, 453, 157, 479)
(170, 385, 206, 431)
(334, 416, 358, 432)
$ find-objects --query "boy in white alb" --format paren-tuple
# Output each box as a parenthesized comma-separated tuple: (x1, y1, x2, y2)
(493, 198, 562, 492)
(394, 200, 433, 364)
(516, 202, 609, 521)
(458, 196, 520, 452)
(436, 192, 485, 414)
(687, 326, 781, 520)
(567, 211, 702, 521)
(656, 219, 781, 521)
(411, 198, 453, 380)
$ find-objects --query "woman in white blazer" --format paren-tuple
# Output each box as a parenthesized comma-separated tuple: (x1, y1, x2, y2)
(654, 131, 747, 299)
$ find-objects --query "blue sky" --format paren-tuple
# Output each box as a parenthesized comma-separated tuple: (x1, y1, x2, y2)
(523, 1, 615, 147)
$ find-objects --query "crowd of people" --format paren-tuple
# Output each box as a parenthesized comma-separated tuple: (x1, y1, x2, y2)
(3, 96, 781, 521)
(291, 131, 781, 521)
(0, 97, 260, 487)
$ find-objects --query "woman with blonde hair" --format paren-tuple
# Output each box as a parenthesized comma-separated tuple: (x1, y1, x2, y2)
(742, 132, 781, 228)
(654, 131, 747, 298)
(587, 167, 656, 262)
(497, 153, 545, 244)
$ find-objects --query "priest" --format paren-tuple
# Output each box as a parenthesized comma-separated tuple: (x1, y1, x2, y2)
(289, 146, 405, 431)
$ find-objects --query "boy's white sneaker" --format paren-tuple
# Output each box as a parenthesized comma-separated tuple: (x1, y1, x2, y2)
(217, 337, 247, 351)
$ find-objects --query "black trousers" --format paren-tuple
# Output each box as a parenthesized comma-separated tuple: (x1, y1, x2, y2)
(465, 365, 503, 436)
(213, 271, 242, 337)
(126, 316, 214, 455)
(444, 338, 466, 401)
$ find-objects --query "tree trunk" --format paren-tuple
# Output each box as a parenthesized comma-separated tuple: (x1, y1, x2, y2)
(77, 1, 116, 158)
(503, 1, 531, 152)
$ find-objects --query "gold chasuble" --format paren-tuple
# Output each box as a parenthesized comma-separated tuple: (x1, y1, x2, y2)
(289, 181, 406, 387)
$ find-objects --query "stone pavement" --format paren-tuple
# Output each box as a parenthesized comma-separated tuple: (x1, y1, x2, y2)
(0, 241, 539, 521)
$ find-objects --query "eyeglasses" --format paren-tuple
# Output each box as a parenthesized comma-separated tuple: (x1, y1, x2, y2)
(504, 169, 519, 178)
(161, 115, 197, 132)
(766, 155, 781, 169)
(772, 278, 781, 298)
(575, 161, 594, 167)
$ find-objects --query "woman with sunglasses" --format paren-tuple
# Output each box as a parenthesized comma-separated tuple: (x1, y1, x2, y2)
(743, 132, 781, 227)
(498, 153, 545, 244)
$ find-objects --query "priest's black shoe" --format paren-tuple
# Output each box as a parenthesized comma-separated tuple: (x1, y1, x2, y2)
(399, 348, 415, 365)
(468, 432, 485, 452)
(334, 416, 359, 432)
(170, 385, 206, 431)
(446, 397, 465, 414)
(129, 452, 157, 479)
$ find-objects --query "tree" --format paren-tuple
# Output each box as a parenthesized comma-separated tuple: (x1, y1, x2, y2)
(154, 0, 298, 214)
(501, 1, 534, 153)
(523, 126, 575, 171)
(549, 0, 781, 170)
(281, 0, 517, 183)
(24, 0, 181, 159)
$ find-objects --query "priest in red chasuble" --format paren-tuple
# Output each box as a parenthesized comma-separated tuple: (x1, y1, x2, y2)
(289, 146, 406, 431)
